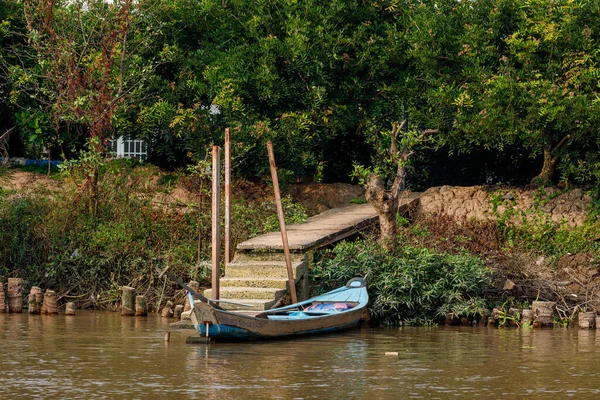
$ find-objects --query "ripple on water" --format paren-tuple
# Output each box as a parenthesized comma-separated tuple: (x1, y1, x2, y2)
(2, 314, 600, 398)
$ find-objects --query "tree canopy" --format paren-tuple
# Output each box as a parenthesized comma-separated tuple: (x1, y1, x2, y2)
(1, 0, 599, 188)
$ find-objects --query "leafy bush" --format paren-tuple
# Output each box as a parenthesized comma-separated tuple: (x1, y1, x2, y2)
(311, 239, 490, 326)
(0, 162, 306, 309)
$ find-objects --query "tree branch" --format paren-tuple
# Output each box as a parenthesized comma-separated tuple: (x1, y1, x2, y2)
(551, 133, 572, 163)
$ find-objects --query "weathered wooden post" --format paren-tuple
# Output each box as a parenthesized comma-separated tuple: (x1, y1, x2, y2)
(224, 128, 231, 266)
(444, 313, 457, 325)
(521, 309, 533, 325)
(42, 290, 58, 314)
(121, 286, 136, 316)
(0, 282, 5, 313)
(161, 300, 174, 318)
(579, 312, 596, 329)
(479, 309, 491, 326)
(65, 302, 76, 316)
(28, 286, 42, 314)
(532, 301, 556, 328)
(7, 278, 23, 313)
(173, 304, 184, 320)
(135, 295, 147, 316)
(31, 286, 43, 305)
(212, 145, 221, 300)
(508, 308, 520, 327)
(184, 281, 200, 313)
(266, 141, 298, 304)
(28, 293, 38, 314)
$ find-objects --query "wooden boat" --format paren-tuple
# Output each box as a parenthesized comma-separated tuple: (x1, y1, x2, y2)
(188, 278, 368, 340)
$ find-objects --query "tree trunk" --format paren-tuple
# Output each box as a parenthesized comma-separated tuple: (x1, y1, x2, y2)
(531, 133, 572, 186)
(365, 174, 398, 251)
(378, 213, 397, 251)
(531, 146, 558, 186)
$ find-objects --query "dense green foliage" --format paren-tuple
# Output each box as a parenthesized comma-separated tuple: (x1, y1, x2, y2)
(0, 0, 598, 188)
(311, 239, 490, 325)
(0, 163, 307, 307)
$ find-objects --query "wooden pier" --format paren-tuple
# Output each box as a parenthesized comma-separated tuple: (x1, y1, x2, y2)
(204, 193, 421, 311)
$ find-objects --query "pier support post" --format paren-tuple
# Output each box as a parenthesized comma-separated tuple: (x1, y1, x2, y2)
(65, 302, 76, 316)
(121, 286, 136, 316)
(161, 300, 174, 318)
(521, 309, 533, 325)
(579, 312, 596, 329)
(42, 290, 58, 314)
(135, 295, 147, 316)
(532, 301, 556, 328)
(7, 278, 23, 313)
(173, 304, 183, 320)
(28, 286, 42, 314)
(211, 145, 221, 300)
(0, 283, 5, 313)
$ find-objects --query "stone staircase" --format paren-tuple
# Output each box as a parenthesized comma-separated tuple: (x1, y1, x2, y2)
(203, 252, 309, 311)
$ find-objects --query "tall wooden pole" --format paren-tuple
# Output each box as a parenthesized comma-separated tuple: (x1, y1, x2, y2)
(212, 145, 221, 300)
(266, 141, 298, 304)
(224, 128, 231, 266)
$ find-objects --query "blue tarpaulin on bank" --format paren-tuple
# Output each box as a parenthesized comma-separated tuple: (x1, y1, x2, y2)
(0, 158, 62, 168)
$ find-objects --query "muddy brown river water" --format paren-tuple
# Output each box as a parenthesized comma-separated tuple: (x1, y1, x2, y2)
(2, 311, 600, 399)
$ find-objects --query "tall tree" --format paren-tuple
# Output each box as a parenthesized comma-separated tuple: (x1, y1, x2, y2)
(7, 0, 158, 211)
(449, 0, 600, 185)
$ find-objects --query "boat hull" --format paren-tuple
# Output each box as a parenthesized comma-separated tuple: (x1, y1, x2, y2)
(191, 301, 365, 340)
(190, 278, 369, 340)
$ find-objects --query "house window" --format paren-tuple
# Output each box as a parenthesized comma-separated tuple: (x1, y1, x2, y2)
(109, 137, 147, 160)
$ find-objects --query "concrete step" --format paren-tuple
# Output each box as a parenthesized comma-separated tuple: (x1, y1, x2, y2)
(204, 286, 286, 300)
(220, 277, 289, 289)
(234, 251, 307, 263)
(217, 298, 279, 311)
(225, 261, 306, 279)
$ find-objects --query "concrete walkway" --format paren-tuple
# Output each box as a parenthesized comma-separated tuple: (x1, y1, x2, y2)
(237, 192, 421, 252)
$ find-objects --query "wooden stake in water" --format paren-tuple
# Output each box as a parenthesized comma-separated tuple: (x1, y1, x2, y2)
(0, 283, 5, 313)
(266, 141, 298, 304)
(212, 145, 221, 300)
(135, 295, 147, 317)
(161, 301, 174, 318)
(65, 302, 76, 316)
(7, 278, 23, 313)
(224, 128, 231, 266)
(42, 290, 58, 315)
(173, 304, 184, 320)
(121, 286, 136, 316)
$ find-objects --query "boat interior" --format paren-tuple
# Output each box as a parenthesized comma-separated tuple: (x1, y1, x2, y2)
(252, 301, 359, 319)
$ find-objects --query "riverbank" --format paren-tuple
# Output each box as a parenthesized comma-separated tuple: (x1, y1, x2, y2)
(1, 163, 599, 325)
(313, 185, 600, 326)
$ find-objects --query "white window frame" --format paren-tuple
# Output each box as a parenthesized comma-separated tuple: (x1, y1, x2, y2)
(109, 136, 147, 160)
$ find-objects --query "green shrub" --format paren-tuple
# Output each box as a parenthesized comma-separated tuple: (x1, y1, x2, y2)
(311, 239, 490, 326)
(0, 162, 305, 309)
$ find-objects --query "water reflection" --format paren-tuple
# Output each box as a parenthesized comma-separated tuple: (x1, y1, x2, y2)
(3, 312, 600, 398)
